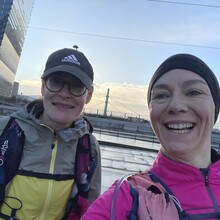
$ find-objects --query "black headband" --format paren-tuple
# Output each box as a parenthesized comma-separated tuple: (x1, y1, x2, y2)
(147, 53, 220, 123)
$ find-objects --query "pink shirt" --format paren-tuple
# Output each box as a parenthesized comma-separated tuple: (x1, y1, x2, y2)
(150, 151, 220, 216)
(83, 151, 220, 219)
(83, 180, 133, 220)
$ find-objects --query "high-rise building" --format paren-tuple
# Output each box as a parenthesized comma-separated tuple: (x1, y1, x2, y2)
(0, 0, 35, 97)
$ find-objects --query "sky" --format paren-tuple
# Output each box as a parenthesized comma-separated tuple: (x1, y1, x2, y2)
(15, 0, 220, 121)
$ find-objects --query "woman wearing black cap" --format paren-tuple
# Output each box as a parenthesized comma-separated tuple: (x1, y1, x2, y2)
(0, 48, 101, 220)
(83, 54, 220, 220)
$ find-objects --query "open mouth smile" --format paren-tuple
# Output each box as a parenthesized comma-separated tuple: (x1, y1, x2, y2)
(53, 102, 74, 109)
(166, 123, 194, 133)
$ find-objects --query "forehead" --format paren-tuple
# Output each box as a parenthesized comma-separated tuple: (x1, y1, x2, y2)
(153, 69, 207, 88)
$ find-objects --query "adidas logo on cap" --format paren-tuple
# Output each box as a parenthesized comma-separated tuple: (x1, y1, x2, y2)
(61, 54, 80, 65)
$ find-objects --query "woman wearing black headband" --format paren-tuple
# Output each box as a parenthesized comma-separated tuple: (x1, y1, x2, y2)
(83, 54, 220, 220)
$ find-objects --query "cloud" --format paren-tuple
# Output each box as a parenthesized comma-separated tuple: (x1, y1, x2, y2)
(17, 80, 150, 119)
(17, 79, 41, 96)
(87, 83, 149, 119)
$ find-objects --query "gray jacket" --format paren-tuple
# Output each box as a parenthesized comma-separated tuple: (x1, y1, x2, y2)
(0, 99, 101, 219)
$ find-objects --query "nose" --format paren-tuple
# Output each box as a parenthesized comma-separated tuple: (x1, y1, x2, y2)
(59, 84, 71, 96)
(167, 94, 188, 113)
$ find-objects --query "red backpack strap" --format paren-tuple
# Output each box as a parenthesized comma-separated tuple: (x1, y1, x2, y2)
(64, 134, 97, 219)
(74, 134, 97, 198)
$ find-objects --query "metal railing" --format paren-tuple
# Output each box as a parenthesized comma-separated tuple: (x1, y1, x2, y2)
(1, 101, 220, 150)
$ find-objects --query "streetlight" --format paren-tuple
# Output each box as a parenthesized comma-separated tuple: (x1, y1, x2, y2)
(73, 45, 78, 50)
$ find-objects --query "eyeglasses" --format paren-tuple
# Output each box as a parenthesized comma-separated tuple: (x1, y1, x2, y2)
(45, 76, 87, 97)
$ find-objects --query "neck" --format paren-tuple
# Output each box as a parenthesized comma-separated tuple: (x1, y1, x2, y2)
(39, 113, 72, 132)
(160, 147, 212, 168)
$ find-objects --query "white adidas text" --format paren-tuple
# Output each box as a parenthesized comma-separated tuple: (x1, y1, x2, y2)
(61, 54, 80, 65)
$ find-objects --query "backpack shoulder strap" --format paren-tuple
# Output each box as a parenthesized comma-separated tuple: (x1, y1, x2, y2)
(74, 133, 97, 198)
(111, 171, 181, 220)
(128, 171, 166, 194)
(110, 172, 136, 220)
(63, 134, 97, 219)
(148, 171, 185, 218)
(0, 117, 25, 205)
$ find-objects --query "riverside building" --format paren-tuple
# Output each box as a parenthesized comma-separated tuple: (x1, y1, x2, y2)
(0, 0, 35, 97)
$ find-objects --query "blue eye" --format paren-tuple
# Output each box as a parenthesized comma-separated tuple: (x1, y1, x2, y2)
(152, 93, 169, 100)
(50, 77, 59, 83)
(48, 77, 62, 87)
(187, 90, 202, 96)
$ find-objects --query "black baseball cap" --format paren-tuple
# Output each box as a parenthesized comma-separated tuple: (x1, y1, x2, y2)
(41, 48, 94, 89)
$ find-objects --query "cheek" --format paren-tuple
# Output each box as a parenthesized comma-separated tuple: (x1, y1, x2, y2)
(41, 84, 52, 98)
(42, 90, 50, 99)
(74, 96, 88, 107)
(199, 102, 215, 124)
(149, 103, 161, 120)
(193, 98, 215, 116)
(149, 103, 165, 132)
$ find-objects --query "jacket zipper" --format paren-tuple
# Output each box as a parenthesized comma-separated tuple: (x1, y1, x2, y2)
(39, 132, 58, 220)
(204, 171, 219, 213)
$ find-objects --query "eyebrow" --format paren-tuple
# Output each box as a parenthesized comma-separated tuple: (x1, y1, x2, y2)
(51, 75, 81, 82)
(152, 79, 207, 91)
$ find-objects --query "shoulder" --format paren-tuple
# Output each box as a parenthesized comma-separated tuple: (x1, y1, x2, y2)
(89, 133, 99, 145)
(128, 172, 152, 185)
(89, 134, 100, 157)
(83, 116, 94, 133)
(128, 171, 166, 193)
(82, 116, 99, 150)
(83, 180, 133, 220)
(0, 116, 10, 135)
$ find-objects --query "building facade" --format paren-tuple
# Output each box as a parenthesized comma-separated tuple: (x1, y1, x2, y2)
(0, 0, 35, 97)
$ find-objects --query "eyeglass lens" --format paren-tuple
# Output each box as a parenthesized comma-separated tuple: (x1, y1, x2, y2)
(45, 76, 87, 97)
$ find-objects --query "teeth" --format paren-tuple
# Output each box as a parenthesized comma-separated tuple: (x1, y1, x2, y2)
(167, 123, 193, 130)
(173, 129, 188, 134)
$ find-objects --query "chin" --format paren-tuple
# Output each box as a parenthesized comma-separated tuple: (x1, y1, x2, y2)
(52, 117, 72, 125)
(54, 112, 76, 120)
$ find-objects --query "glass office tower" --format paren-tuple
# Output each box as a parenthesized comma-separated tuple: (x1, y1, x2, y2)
(0, 0, 35, 97)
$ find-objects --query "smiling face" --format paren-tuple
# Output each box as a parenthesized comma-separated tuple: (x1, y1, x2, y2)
(41, 72, 93, 131)
(149, 69, 215, 167)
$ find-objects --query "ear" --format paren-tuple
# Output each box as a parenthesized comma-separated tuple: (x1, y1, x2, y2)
(41, 79, 46, 96)
(85, 86, 94, 104)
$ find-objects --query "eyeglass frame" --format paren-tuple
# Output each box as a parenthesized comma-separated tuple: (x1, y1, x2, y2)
(44, 76, 87, 97)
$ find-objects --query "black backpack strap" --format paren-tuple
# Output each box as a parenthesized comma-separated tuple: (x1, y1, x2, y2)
(0, 196, 22, 220)
(127, 185, 139, 220)
(16, 170, 74, 180)
(1, 117, 25, 182)
(0, 117, 25, 216)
